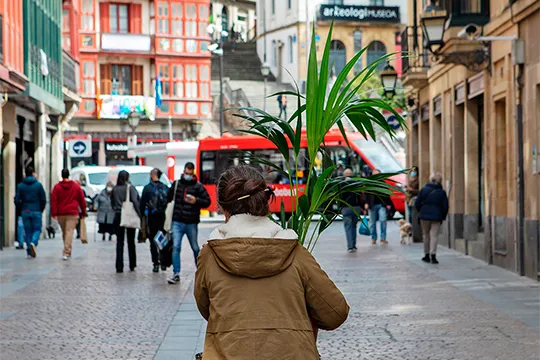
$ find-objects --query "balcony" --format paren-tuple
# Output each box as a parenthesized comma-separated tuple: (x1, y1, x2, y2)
(400, 27, 430, 89)
(101, 33, 151, 53)
(98, 94, 156, 120)
(62, 50, 79, 95)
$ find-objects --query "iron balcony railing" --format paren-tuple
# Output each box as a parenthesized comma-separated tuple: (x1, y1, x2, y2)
(62, 50, 78, 93)
(400, 26, 430, 75)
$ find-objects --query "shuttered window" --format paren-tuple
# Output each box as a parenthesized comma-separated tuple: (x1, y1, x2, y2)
(100, 64, 143, 95)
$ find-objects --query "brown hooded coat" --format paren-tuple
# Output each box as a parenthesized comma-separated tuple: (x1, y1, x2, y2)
(194, 215, 349, 360)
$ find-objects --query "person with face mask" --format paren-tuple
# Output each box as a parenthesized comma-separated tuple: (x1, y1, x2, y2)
(166, 162, 211, 284)
(406, 166, 420, 224)
(95, 181, 116, 241)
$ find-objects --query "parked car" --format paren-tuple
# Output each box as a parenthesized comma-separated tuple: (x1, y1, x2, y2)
(107, 166, 171, 195)
(70, 166, 111, 200)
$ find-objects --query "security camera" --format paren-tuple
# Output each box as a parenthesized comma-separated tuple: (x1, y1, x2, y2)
(458, 24, 480, 40)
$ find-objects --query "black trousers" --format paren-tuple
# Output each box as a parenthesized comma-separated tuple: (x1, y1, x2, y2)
(147, 213, 165, 265)
(115, 214, 137, 271)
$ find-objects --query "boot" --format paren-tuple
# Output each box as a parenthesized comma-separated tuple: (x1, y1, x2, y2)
(421, 254, 430, 263)
(431, 254, 439, 264)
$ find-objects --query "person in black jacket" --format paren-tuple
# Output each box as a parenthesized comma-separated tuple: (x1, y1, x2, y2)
(111, 170, 141, 273)
(140, 168, 169, 273)
(341, 169, 365, 253)
(167, 162, 211, 284)
(415, 172, 449, 264)
(365, 169, 393, 245)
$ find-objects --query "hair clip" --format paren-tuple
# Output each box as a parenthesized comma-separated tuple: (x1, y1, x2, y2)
(236, 187, 273, 201)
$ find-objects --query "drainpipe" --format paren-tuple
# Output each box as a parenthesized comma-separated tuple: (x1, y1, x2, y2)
(515, 57, 525, 276)
(263, 0, 267, 62)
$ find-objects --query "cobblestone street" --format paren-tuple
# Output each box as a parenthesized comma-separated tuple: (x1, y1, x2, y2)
(1, 217, 538, 360)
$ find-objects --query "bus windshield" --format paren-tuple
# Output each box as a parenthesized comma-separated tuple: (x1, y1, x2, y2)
(353, 140, 402, 173)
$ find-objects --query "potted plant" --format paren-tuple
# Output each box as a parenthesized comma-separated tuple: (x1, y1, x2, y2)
(234, 23, 406, 252)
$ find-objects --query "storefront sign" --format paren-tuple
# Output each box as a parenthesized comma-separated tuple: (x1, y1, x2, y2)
(99, 95, 156, 120)
(319, 5, 400, 23)
(105, 143, 128, 152)
(433, 96, 442, 117)
(468, 73, 485, 99)
(455, 83, 466, 105)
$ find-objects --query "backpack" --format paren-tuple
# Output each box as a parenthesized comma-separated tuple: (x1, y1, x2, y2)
(147, 183, 168, 214)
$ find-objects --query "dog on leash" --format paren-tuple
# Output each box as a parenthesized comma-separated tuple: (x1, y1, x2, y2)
(398, 219, 412, 245)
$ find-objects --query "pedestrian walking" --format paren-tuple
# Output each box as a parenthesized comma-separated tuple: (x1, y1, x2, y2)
(140, 168, 169, 273)
(277, 94, 283, 117)
(50, 169, 87, 260)
(278, 94, 288, 119)
(341, 168, 365, 253)
(95, 182, 116, 241)
(406, 166, 419, 224)
(365, 169, 392, 245)
(111, 170, 141, 273)
(166, 162, 211, 285)
(14, 167, 47, 258)
(415, 172, 449, 264)
(194, 165, 349, 359)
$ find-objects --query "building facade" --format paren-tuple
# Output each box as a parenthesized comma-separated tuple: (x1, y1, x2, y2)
(210, 0, 256, 43)
(67, 0, 212, 166)
(256, 0, 407, 88)
(1, 0, 73, 248)
(402, 0, 539, 279)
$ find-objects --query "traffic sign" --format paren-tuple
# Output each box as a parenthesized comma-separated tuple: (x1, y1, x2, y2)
(68, 136, 92, 158)
(386, 115, 401, 130)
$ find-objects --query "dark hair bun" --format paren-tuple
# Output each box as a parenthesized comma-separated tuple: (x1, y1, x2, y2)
(217, 165, 274, 217)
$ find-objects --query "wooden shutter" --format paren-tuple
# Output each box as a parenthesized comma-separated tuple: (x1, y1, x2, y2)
(100, 64, 112, 95)
(132, 65, 143, 95)
(100, 3, 110, 33)
(130, 4, 142, 34)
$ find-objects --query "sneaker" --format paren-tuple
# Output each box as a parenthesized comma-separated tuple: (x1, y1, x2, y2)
(421, 254, 431, 263)
(431, 254, 439, 264)
(16, 244, 24, 250)
(27, 255, 33, 259)
(347, 248, 354, 253)
(62, 255, 70, 261)
(372, 240, 377, 245)
(167, 274, 180, 284)
(352, 247, 357, 252)
(29, 244, 37, 258)
(153, 265, 160, 273)
(381, 239, 388, 244)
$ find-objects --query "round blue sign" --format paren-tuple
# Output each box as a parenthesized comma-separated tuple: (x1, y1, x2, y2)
(386, 115, 401, 130)
(72, 141, 88, 155)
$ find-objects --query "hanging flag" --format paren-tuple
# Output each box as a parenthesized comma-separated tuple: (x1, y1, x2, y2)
(155, 76, 163, 109)
(95, 78, 102, 119)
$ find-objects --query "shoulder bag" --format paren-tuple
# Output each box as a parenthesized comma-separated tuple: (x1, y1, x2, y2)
(120, 185, 141, 229)
(164, 181, 178, 232)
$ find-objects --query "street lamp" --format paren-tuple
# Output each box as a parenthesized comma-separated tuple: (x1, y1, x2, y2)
(420, 0, 448, 54)
(127, 112, 140, 165)
(380, 62, 398, 98)
(260, 63, 271, 112)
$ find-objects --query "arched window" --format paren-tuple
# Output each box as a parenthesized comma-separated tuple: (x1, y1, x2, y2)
(329, 40, 346, 77)
(366, 41, 387, 71)
(221, 6, 228, 39)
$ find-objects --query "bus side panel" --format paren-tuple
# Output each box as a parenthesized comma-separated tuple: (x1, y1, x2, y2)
(205, 184, 218, 212)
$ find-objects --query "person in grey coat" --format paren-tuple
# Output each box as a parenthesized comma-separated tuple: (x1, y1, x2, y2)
(95, 182, 116, 241)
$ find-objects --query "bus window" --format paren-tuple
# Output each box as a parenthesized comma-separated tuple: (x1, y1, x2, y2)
(353, 139, 402, 173)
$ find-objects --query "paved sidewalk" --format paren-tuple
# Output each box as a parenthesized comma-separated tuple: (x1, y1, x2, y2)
(1, 219, 539, 360)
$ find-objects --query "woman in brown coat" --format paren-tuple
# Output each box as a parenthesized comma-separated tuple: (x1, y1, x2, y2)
(194, 165, 349, 360)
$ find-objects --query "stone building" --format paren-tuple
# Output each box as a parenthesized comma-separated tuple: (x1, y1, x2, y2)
(402, 0, 539, 279)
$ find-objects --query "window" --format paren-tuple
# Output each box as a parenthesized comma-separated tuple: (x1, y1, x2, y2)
(83, 61, 95, 95)
(186, 39, 197, 53)
(186, 4, 197, 37)
(366, 41, 387, 71)
(353, 140, 402, 173)
(62, 9, 71, 51)
(201, 103, 210, 115)
(111, 65, 132, 95)
(186, 65, 197, 98)
(159, 64, 170, 95)
(187, 102, 198, 115)
(157, 2, 169, 34)
(82, 0, 94, 31)
(199, 83, 209, 98)
(328, 0, 343, 4)
(369, 0, 384, 5)
(173, 39, 184, 52)
(271, 0, 275, 14)
(272, 44, 277, 66)
(200, 65, 209, 81)
(288, 36, 294, 63)
(288, 0, 292, 9)
(199, 5, 209, 37)
(172, 64, 184, 98)
(109, 4, 129, 33)
(174, 102, 184, 114)
(171, 2, 183, 35)
(353, 31, 362, 74)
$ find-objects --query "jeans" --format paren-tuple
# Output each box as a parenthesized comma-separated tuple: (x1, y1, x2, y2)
(407, 204, 413, 224)
(171, 221, 199, 274)
(17, 216, 25, 247)
(115, 214, 137, 271)
(147, 213, 166, 266)
(369, 204, 387, 241)
(342, 207, 359, 249)
(21, 211, 42, 256)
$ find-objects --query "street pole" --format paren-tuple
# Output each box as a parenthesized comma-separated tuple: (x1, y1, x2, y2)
(219, 36, 224, 136)
(168, 115, 173, 141)
(132, 128, 137, 165)
(263, 76, 267, 112)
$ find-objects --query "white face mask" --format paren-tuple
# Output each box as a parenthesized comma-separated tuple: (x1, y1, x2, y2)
(107, 187, 113, 192)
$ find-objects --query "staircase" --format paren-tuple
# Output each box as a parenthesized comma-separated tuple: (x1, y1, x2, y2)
(211, 42, 276, 82)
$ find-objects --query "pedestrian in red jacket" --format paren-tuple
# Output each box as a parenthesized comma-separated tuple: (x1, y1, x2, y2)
(51, 169, 87, 260)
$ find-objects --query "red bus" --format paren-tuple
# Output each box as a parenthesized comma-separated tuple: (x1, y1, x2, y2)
(197, 130, 406, 217)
